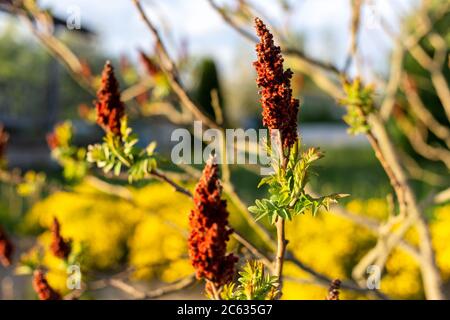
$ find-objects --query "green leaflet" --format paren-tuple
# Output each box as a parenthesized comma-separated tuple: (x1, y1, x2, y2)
(221, 261, 278, 300)
(249, 140, 349, 224)
(340, 77, 375, 135)
(86, 117, 158, 182)
(49, 121, 89, 181)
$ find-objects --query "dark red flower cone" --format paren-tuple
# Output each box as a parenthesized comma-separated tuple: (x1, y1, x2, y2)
(95, 61, 125, 136)
(253, 17, 299, 149)
(50, 217, 71, 260)
(188, 157, 237, 290)
(32, 270, 61, 300)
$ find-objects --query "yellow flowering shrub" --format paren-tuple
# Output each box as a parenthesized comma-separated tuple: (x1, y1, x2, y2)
(283, 201, 450, 300)
(22, 180, 450, 299)
(432, 204, 450, 280)
(127, 197, 192, 282)
(22, 179, 245, 292)
(24, 182, 146, 269)
(283, 199, 378, 300)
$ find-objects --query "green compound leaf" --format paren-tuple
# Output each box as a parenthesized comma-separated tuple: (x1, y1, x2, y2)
(249, 140, 348, 224)
(340, 77, 375, 135)
(221, 261, 278, 300)
(87, 119, 159, 182)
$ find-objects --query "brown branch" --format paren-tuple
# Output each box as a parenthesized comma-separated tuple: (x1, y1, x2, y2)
(150, 169, 193, 198)
(399, 150, 448, 187)
(12, 6, 95, 96)
(85, 175, 134, 202)
(306, 187, 421, 260)
(365, 126, 408, 217)
(206, 0, 259, 43)
(380, 40, 404, 120)
(99, 274, 197, 300)
(381, 3, 450, 122)
(231, 229, 273, 271)
(367, 114, 444, 299)
(222, 182, 276, 251)
(206, 0, 341, 75)
(274, 217, 287, 297)
(352, 214, 416, 284)
(139, 101, 192, 125)
(434, 187, 450, 204)
(285, 252, 390, 300)
(398, 116, 450, 169)
(343, 0, 362, 73)
(131, 0, 219, 130)
(402, 75, 450, 148)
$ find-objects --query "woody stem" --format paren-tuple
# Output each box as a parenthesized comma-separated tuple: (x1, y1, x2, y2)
(274, 217, 287, 298)
(274, 136, 288, 298)
(207, 281, 221, 300)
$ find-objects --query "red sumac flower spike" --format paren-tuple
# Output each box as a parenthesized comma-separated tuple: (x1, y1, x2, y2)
(138, 50, 160, 77)
(46, 132, 59, 151)
(188, 156, 238, 288)
(32, 270, 61, 301)
(95, 61, 125, 137)
(253, 17, 299, 149)
(50, 217, 71, 260)
(0, 225, 13, 267)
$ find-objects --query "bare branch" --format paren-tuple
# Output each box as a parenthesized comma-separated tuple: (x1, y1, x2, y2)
(380, 40, 404, 120)
(100, 274, 197, 300)
(150, 169, 193, 198)
(206, 0, 341, 75)
(343, 0, 362, 73)
(402, 75, 450, 148)
(131, 0, 220, 130)
(285, 252, 390, 300)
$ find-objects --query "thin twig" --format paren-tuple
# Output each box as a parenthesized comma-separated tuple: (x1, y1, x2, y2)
(150, 169, 193, 198)
(100, 274, 197, 300)
(231, 230, 273, 271)
(131, 0, 219, 130)
(285, 252, 389, 300)
(206, 0, 341, 75)
(343, 0, 362, 73)
(274, 217, 287, 297)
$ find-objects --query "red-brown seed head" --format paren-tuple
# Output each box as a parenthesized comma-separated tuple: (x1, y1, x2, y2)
(46, 132, 59, 151)
(95, 61, 125, 136)
(0, 225, 13, 267)
(32, 270, 61, 300)
(138, 51, 160, 77)
(253, 17, 299, 149)
(188, 157, 237, 287)
(50, 217, 71, 260)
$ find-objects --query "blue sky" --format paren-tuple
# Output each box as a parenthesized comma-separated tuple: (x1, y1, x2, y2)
(6, 0, 418, 79)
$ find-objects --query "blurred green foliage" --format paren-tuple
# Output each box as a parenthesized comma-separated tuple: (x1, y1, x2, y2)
(0, 21, 105, 124)
(192, 57, 226, 124)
